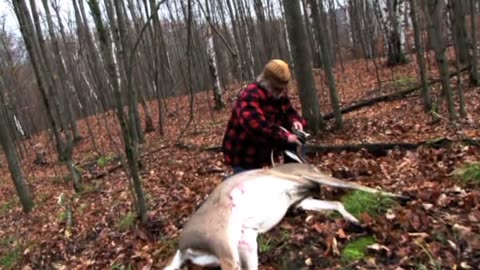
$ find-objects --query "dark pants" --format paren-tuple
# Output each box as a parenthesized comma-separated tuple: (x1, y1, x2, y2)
(232, 166, 250, 175)
(222, 165, 257, 181)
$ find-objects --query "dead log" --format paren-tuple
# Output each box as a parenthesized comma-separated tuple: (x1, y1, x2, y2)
(202, 137, 480, 157)
(305, 137, 480, 156)
(322, 65, 470, 121)
(305, 142, 419, 156)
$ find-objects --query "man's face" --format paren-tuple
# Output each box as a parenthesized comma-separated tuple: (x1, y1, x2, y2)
(270, 81, 289, 99)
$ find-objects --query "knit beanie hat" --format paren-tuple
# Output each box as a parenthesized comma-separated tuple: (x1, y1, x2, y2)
(262, 59, 291, 84)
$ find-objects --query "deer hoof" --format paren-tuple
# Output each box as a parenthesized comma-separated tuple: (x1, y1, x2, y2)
(345, 221, 368, 233)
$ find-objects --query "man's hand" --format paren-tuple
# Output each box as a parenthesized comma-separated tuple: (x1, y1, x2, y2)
(287, 134, 301, 145)
(292, 121, 303, 131)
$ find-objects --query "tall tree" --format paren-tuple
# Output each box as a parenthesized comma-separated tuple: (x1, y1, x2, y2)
(0, 81, 34, 213)
(310, 0, 343, 129)
(425, 0, 457, 121)
(302, 0, 322, 68)
(88, 0, 148, 223)
(283, 0, 323, 134)
(351, 0, 370, 60)
(469, 0, 479, 85)
(374, 0, 408, 66)
(41, 0, 83, 143)
(147, 0, 169, 136)
(12, 0, 82, 192)
(204, 0, 225, 110)
(409, 0, 431, 112)
(236, 0, 256, 79)
(449, 0, 468, 64)
(450, 0, 467, 118)
(254, 0, 272, 63)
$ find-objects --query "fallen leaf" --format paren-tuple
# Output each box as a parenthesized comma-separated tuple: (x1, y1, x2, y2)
(437, 194, 448, 207)
(452, 224, 472, 237)
(422, 203, 433, 211)
(337, 228, 347, 239)
(386, 209, 396, 220)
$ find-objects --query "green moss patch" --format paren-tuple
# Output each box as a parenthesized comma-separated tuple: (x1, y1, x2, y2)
(0, 199, 16, 215)
(97, 155, 115, 168)
(258, 230, 289, 253)
(117, 212, 137, 231)
(0, 237, 23, 269)
(392, 76, 416, 88)
(341, 190, 396, 219)
(341, 236, 375, 263)
(451, 161, 480, 185)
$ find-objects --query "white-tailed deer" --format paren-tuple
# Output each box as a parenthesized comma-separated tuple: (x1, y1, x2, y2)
(163, 163, 408, 270)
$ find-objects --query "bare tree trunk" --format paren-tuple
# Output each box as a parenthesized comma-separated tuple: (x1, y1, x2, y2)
(310, 0, 343, 129)
(363, 0, 382, 87)
(398, 0, 408, 55)
(43, 0, 83, 144)
(372, 0, 390, 57)
(469, 0, 480, 85)
(425, 0, 457, 121)
(0, 94, 34, 213)
(347, 0, 360, 58)
(125, 0, 156, 134)
(449, 0, 469, 64)
(453, 49, 467, 118)
(205, 0, 225, 110)
(351, 0, 370, 70)
(88, 0, 148, 224)
(147, 0, 167, 136)
(254, 0, 272, 63)
(329, 0, 344, 71)
(283, 0, 323, 134)
(280, 2, 294, 67)
(140, 94, 155, 133)
(302, 0, 322, 68)
(226, 0, 247, 82)
(41, 0, 83, 191)
(409, 0, 431, 112)
(450, 2, 468, 118)
(386, 0, 408, 66)
(13, 0, 63, 161)
(215, 0, 237, 82)
(13, 0, 82, 192)
(373, 0, 408, 66)
(236, 0, 256, 79)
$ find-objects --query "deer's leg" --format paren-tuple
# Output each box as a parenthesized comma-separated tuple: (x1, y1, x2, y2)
(238, 228, 259, 270)
(220, 259, 241, 270)
(217, 241, 241, 270)
(218, 239, 242, 270)
(184, 249, 220, 267)
(218, 216, 243, 270)
(296, 197, 359, 224)
(163, 250, 184, 270)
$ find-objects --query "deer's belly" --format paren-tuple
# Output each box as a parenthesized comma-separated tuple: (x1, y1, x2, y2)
(229, 177, 301, 233)
(243, 195, 291, 232)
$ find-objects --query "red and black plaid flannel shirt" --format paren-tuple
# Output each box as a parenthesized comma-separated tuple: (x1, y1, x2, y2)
(222, 82, 307, 169)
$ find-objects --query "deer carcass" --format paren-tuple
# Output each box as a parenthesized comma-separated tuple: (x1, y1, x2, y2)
(163, 163, 407, 270)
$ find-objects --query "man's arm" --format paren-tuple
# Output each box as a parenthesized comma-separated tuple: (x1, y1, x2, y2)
(236, 91, 291, 143)
(281, 97, 307, 129)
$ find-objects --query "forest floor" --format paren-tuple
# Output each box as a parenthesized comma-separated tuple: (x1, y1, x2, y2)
(1, 51, 480, 270)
